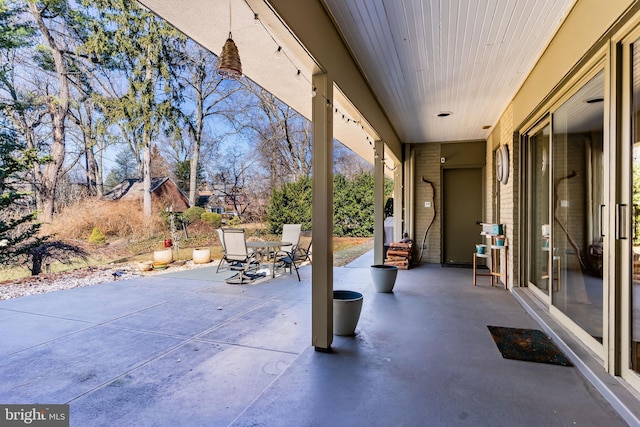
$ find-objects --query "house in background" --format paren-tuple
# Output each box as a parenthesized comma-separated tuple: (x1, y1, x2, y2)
(197, 181, 246, 215)
(103, 177, 190, 212)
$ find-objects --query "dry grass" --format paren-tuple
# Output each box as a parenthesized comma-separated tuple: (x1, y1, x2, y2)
(46, 199, 166, 240)
(333, 237, 374, 266)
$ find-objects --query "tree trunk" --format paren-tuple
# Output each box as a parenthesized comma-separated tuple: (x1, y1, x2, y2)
(143, 138, 152, 217)
(189, 92, 204, 207)
(82, 103, 99, 196)
(31, 253, 43, 276)
(95, 144, 104, 197)
(143, 50, 153, 218)
(189, 148, 199, 207)
(86, 144, 99, 196)
(29, 3, 70, 224)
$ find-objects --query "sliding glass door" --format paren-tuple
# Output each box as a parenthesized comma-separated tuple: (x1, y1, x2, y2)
(524, 70, 605, 350)
(551, 71, 605, 342)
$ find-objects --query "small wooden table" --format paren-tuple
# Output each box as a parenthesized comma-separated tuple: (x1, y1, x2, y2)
(473, 244, 507, 289)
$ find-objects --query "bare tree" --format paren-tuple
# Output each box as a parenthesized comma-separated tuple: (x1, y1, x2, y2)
(82, 0, 186, 218)
(65, 55, 123, 199)
(334, 140, 374, 177)
(1, 1, 108, 220)
(176, 41, 244, 206)
(209, 145, 260, 219)
(67, 101, 102, 196)
(239, 81, 312, 189)
(25, 2, 73, 223)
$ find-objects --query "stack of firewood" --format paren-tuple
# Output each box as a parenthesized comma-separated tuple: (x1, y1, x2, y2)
(384, 242, 412, 270)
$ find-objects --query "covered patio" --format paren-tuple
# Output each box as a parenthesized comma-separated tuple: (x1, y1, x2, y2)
(0, 255, 631, 425)
(6, 0, 640, 424)
(134, 0, 588, 354)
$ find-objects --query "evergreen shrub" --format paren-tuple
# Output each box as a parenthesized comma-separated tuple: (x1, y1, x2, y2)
(88, 227, 106, 244)
(201, 211, 222, 227)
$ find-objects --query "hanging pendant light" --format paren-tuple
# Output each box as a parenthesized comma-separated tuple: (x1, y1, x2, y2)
(217, 1, 242, 80)
(217, 32, 242, 80)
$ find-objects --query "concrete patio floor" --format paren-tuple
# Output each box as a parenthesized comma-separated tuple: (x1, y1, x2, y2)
(0, 251, 638, 426)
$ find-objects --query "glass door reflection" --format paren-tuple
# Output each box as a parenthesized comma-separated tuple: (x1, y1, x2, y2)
(551, 71, 604, 342)
(527, 124, 551, 294)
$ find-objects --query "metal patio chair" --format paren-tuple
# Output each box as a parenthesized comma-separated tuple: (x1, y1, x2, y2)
(280, 224, 302, 254)
(220, 228, 261, 284)
(274, 225, 306, 281)
(215, 228, 228, 272)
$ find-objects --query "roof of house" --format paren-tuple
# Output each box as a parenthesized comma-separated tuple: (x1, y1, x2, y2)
(102, 177, 188, 203)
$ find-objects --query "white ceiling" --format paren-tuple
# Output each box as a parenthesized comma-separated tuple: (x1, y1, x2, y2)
(139, 0, 576, 153)
(321, 0, 576, 143)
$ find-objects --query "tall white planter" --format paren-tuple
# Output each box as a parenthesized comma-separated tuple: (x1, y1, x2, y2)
(370, 264, 398, 293)
(333, 290, 363, 336)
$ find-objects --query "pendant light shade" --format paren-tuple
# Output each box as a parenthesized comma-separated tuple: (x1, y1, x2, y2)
(217, 32, 242, 80)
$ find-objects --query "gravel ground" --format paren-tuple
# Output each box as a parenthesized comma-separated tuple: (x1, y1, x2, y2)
(0, 259, 217, 301)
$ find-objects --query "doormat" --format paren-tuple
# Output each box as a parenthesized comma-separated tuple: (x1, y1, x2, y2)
(487, 325, 573, 367)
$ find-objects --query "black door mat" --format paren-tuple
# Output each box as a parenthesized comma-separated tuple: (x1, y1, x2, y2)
(487, 325, 573, 367)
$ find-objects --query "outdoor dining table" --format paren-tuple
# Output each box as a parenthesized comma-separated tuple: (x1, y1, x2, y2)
(247, 241, 291, 278)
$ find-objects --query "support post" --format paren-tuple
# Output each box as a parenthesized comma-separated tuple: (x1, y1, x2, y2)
(404, 144, 414, 242)
(394, 161, 403, 242)
(374, 140, 385, 265)
(312, 73, 333, 351)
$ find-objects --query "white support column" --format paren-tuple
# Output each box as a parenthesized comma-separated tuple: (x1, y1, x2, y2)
(404, 144, 414, 240)
(394, 162, 403, 242)
(374, 140, 385, 265)
(312, 73, 333, 351)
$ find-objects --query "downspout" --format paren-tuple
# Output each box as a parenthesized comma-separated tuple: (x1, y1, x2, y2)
(419, 176, 437, 262)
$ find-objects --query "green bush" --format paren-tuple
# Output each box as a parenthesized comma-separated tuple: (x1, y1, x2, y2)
(267, 176, 312, 234)
(182, 206, 205, 224)
(201, 211, 222, 227)
(227, 216, 242, 226)
(88, 227, 106, 244)
(267, 173, 393, 237)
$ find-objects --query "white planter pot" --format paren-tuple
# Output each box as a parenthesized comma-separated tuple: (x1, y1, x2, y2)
(153, 248, 173, 264)
(192, 247, 211, 264)
(333, 290, 363, 336)
(370, 264, 398, 293)
(137, 261, 153, 272)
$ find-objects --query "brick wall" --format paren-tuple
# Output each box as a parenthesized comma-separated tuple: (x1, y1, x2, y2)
(414, 143, 441, 263)
(411, 117, 516, 271)
(493, 103, 516, 286)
